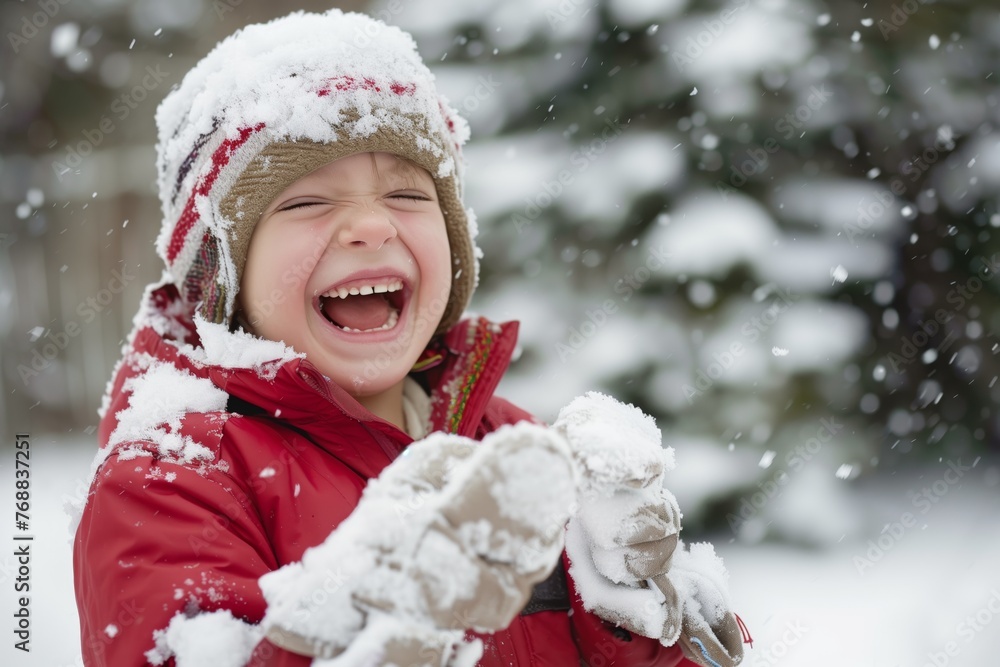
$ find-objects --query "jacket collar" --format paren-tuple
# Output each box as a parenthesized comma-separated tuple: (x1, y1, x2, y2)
(112, 282, 520, 478)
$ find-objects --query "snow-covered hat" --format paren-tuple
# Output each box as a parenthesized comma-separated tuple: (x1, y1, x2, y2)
(153, 9, 477, 334)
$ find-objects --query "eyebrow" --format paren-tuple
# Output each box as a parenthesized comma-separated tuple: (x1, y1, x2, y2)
(371, 155, 430, 186)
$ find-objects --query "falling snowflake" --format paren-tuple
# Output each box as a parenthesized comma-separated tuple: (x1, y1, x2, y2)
(758, 450, 777, 469)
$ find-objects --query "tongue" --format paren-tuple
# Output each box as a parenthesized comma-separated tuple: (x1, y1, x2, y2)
(322, 294, 392, 331)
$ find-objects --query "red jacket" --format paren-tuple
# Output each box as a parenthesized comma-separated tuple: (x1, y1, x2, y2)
(74, 283, 694, 667)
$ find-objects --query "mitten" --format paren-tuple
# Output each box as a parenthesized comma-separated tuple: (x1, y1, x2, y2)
(260, 422, 577, 666)
(556, 392, 744, 667)
(665, 542, 745, 667)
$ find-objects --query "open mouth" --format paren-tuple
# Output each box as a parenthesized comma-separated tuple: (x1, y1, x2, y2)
(317, 278, 406, 333)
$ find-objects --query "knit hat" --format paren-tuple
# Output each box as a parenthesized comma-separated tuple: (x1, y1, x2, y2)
(153, 9, 478, 335)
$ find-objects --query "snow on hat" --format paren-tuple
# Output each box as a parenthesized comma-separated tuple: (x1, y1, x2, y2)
(153, 9, 478, 334)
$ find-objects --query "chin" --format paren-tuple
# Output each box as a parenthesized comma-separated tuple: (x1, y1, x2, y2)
(323, 357, 409, 397)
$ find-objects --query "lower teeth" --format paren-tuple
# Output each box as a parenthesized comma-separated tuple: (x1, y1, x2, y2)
(340, 308, 399, 333)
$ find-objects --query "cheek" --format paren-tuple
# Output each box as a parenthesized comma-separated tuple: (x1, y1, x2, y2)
(418, 220, 450, 266)
(242, 232, 318, 318)
(267, 234, 318, 285)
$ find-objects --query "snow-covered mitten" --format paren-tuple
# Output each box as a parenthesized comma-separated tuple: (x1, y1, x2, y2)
(555, 392, 744, 667)
(260, 422, 577, 666)
(663, 542, 745, 667)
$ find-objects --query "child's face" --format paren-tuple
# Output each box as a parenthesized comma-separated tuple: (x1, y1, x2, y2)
(238, 152, 452, 398)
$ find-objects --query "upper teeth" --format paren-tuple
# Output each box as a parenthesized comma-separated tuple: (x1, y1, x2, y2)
(322, 279, 403, 300)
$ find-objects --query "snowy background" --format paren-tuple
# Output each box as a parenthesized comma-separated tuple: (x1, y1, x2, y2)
(1, 0, 1000, 665)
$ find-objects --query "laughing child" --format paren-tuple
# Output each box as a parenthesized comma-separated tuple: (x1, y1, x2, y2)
(73, 9, 747, 667)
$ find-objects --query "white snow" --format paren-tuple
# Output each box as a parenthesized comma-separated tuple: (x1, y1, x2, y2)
(608, 0, 686, 26)
(76, 361, 229, 528)
(661, 436, 760, 527)
(464, 132, 583, 218)
(5, 434, 1000, 667)
(664, 5, 812, 80)
(769, 302, 868, 373)
(557, 392, 736, 644)
(776, 177, 905, 234)
(554, 391, 674, 496)
(50, 23, 80, 57)
(643, 193, 779, 278)
(671, 541, 733, 624)
(558, 133, 686, 228)
(180, 314, 304, 378)
(156, 11, 468, 169)
(260, 423, 575, 654)
(565, 521, 672, 638)
(752, 235, 891, 291)
(491, 443, 575, 535)
(109, 361, 227, 446)
(761, 464, 864, 546)
(758, 451, 776, 469)
(26, 187, 44, 207)
(465, 129, 685, 230)
(146, 610, 263, 667)
(939, 132, 1000, 211)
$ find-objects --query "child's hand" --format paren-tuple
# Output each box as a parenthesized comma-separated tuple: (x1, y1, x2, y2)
(554, 392, 745, 667)
(259, 422, 577, 665)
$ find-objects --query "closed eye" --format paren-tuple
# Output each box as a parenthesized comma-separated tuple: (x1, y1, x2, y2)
(389, 193, 433, 202)
(278, 201, 325, 211)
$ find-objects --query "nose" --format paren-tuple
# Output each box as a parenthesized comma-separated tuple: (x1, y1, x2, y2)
(336, 207, 397, 250)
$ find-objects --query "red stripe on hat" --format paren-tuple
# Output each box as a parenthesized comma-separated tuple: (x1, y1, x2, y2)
(166, 123, 266, 263)
(315, 75, 416, 97)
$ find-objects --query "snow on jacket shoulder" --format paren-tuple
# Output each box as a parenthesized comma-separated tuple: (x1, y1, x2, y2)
(74, 282, 690, 667)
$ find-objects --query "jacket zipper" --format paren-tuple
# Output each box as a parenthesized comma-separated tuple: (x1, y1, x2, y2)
(298, 364, 337, 404)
